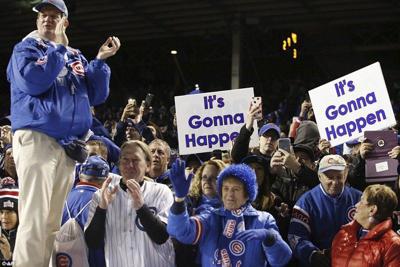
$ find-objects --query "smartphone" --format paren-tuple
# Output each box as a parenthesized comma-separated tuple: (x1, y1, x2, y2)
(144, 93, 154, 107)
(278, 138, 291, 153)
(128, 98, 136, 106)
(252, 96, 263, 120)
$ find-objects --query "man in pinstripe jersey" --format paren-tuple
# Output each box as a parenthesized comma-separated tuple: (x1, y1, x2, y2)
(84, 140, 175, 267)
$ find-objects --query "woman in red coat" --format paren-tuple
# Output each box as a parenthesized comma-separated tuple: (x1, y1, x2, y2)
(331, 184, 400, 267)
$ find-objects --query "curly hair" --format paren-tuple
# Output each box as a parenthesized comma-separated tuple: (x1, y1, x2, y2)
(189, 160, 226, 198)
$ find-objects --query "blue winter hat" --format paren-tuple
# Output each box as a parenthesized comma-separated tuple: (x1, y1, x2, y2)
(217, 164, 258, 202)
(33, 0, 68, 17)
(80, 155, 109, 179)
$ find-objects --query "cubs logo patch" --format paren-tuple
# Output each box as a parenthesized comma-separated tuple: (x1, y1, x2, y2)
(56, 252, 72, 267)
(70, 61, 85, 76)
(213, 248, 222, 265)
(347, 206, 356, 221)
(231, 207, 245, 217)
(223, 219, 236, 238)
(229, 240, 245, 257)
(135, 206, 157, 231)
(35, 56, 48, 65)
(220, 249, 231, 266)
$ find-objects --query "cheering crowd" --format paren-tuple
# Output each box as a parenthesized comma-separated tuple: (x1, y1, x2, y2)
(0, 0, 400, 266)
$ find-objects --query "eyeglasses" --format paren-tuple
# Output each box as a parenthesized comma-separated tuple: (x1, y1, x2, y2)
(201, 175, 216, 181)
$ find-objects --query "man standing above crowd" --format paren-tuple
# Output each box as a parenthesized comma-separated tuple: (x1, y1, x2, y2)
(6, 0, 120, 266)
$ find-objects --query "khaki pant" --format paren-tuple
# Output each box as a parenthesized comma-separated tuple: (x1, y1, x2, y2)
(12, 130, 75, 267)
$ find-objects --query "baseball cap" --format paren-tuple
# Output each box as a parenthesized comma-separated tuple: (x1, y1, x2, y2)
(80, 155, 110, 179)
(33, 0, 69, 17)
(318, 154, 346, 173)
(258, 123, 280, 137)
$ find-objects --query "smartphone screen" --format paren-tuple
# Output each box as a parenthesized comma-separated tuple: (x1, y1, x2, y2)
(278, 138, 291, 152)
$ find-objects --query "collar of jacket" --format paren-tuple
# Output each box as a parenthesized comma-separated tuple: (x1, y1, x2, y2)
(345, 218, 393, 240)
(214, 203, 259, 217)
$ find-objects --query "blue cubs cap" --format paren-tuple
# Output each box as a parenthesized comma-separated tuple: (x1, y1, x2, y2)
(258, 123, 280, 137)
(80, 155, 109, 179)
(33, 0, 68, 17)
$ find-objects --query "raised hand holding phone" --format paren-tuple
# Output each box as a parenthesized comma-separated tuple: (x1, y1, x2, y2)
(251, 96, 263, 120)
(245, 97, 263, 130)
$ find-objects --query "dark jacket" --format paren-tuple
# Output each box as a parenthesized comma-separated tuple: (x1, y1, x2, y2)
(0, 228, 17, 264)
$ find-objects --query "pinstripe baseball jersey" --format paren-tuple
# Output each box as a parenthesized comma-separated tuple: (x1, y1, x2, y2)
(86, 180, 175, 267)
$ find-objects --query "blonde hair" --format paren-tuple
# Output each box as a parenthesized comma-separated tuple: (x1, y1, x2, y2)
(120, 140, 152, 163)
(189, 160, 226, 198)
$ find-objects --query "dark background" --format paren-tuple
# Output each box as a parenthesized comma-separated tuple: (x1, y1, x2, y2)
(1, 0, 400, 119)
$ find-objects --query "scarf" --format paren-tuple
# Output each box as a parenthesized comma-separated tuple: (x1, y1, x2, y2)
(215, 206, 247, 267)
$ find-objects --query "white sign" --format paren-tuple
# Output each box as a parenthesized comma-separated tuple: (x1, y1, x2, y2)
(175, 88, 259, 155)
(309, 62, 396, 147)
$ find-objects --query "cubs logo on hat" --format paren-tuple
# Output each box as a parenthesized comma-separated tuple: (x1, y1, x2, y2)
(318, 154, 347, 173)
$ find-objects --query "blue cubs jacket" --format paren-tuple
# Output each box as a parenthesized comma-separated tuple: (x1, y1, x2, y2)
(288, 184, 361, 266)
(168, 204, 292, 267)
(7, 31, 110, 142)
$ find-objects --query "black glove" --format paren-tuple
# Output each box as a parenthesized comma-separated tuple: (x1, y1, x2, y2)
(63, 139, 88, 163)
(310, 250, 331, 267)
